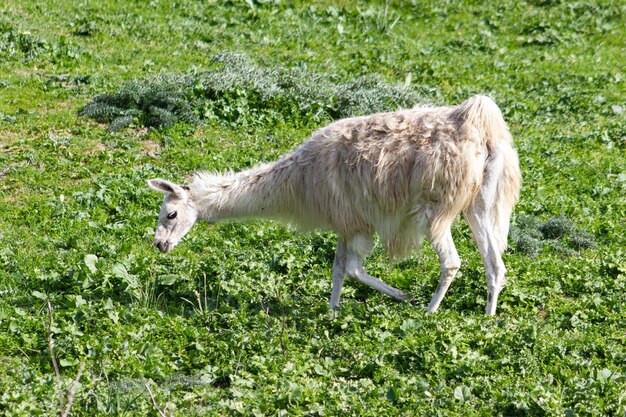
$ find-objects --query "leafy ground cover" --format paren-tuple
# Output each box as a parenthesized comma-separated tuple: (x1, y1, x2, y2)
(1, 0, 625, 415)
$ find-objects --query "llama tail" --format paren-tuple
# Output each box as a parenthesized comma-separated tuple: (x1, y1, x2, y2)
(492, 143, 522, 254)
(455, 95, 522, 254)
(452, 94, 513, 152)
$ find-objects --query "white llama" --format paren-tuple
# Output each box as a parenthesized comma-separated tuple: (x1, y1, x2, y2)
(148, 95, 521, 315)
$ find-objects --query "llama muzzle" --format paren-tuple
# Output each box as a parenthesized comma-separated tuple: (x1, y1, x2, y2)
(155, 240, 172, 253)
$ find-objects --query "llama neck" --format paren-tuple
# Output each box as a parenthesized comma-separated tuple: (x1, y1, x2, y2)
(189, 157, 301, 223)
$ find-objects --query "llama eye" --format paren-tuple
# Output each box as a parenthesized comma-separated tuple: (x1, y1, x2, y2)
(167, 211, 178, 220)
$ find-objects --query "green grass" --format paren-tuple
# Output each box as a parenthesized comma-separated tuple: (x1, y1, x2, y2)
(1, 0, 625, 415)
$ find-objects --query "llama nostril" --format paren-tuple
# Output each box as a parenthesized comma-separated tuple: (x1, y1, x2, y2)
(155, 241, 171, 253)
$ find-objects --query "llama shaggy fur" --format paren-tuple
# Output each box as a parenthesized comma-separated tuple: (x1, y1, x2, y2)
(148, 95, 522, 315)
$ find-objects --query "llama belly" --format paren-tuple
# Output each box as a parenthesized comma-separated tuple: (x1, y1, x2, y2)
(375, 210, 429, 259)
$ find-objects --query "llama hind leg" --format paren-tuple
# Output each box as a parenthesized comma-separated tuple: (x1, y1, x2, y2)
(465, 207, 507, 316)
(465, 148, 508, 316)
(344, 235, 409, 302)
(426, 230, 461, 313)
(329, 239, 347, 310)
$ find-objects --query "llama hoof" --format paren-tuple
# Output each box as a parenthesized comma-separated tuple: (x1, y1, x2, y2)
(397, 292, 412, 302)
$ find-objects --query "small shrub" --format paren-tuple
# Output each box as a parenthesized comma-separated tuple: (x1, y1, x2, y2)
(514, 233, 544, 258)
(510, 214, 544, 258)
(539, 215, 574, 239)
(569, 231, 595, 250)
(79, 74, 199, 130)
(80, 52, 424, 130)
(510, 214, 595, 257)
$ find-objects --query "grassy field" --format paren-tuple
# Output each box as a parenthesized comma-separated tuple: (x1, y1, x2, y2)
(1, 0, 625, 415)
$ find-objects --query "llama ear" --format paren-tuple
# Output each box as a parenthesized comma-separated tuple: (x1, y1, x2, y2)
(147, 179, 186, 196)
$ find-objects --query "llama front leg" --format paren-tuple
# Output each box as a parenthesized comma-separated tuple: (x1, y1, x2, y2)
(426, 230, 461, 313)
(329, 239, 347, 310)
(344, 235, 409, 302)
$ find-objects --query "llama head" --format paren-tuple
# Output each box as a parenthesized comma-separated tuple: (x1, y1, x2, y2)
(147, 178, 198, 253)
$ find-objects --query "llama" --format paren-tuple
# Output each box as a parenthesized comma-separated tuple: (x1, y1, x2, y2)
(148, 95, 521, 315)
